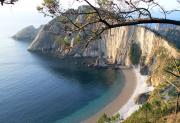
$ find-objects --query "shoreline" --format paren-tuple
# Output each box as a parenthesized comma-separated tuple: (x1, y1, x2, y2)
(83, 68, 137, 123)
(119, 67, 154, 120)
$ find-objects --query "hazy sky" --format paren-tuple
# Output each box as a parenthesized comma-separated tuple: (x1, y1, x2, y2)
(0, 0, 50, 27)
(0, 0, 179, 36)
(0, 0, 51, 36)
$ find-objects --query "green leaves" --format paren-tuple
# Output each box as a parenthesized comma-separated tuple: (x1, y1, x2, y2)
(63, 36, 70, 46)
(142, 102, 152, 112)
(97, 0, 112, 7)
(43, 0, 58, 6)
(97, 113, 110, 123)
(37, 6, 43, 11)
(97, 113, 120, 123)
(37, 0, 59, 16)
(75, 34, 81, 43)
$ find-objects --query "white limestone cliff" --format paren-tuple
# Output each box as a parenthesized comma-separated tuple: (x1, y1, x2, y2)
(98, 26, 180, 67)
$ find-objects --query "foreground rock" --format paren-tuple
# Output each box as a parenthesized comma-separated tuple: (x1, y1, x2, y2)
(140, 65, 149, 75)
(135, 92, 150, 104)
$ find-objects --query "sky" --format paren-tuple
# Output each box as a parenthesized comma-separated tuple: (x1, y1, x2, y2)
(0, 0, 50, 26)
(0, 0, 51, 37)
(156, 0, 179, 10)
(0, 0, 179, 36)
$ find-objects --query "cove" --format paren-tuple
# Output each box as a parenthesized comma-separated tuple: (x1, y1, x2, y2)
(0, 37, 125, 123)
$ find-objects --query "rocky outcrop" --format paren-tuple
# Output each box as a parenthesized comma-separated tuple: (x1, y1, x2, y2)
(140, 65, 149, 75)
(28, 17, 68, 51)
(27, 19, 180, 69)
(135, 92, 150, 104)
(22, 6, 180, 87)
(12, 25, 41, 41)
(28, 6, 95, 53)
(25, 6, 180, 67)
(28, 22, 180, 61)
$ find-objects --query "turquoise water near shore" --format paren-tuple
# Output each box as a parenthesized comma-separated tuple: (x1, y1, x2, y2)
(0, 37, 125, 123)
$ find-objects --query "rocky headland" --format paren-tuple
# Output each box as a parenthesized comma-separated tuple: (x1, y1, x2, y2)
(12, 25, 42, 41)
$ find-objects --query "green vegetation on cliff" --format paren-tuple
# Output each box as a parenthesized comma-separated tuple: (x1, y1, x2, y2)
(130, 43, 142, 65)
(55, 36, 70, 46)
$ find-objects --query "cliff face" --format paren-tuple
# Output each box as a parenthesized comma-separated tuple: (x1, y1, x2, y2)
(27, 19, 180, 61)
(27, 20, 180, 64)
(28, 18, 65, 51)
(28, 5, 95, 54)
(26, 4, 180, 68)
(99, 26, 180, 66)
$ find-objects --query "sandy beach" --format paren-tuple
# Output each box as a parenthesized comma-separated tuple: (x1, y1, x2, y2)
(83, 69, 137, 123)
(119, 67, 154, 119)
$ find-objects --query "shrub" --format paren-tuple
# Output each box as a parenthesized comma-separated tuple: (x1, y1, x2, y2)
(97, 113, 110, 123)
(97, 113, 120, 123)
(64, 36, 70, 46)
(75, 34, 81, 43)
(130, 43, 142, 65)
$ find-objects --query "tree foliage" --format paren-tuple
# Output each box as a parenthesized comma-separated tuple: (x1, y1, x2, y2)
(97, 113, 120, 123)
(0, 0, 17, 5)
(35, 0, 180, 47)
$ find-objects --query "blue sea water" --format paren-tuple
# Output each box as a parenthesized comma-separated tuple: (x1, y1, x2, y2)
(0, 37, 125, 123)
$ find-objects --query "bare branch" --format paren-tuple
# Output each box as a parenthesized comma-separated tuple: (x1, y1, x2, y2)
(0, 0, 17, 5)
(38, 0, 180, 48)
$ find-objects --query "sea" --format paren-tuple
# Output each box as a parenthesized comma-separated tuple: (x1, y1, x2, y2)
(0, 28, 125, 123)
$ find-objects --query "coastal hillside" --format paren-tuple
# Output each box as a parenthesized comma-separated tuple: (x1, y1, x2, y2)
(27, 17, 76, 52)
(27, 16, 180, 68)
(28, 6, 99, 58)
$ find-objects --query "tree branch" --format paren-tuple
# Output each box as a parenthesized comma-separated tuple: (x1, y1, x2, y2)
(109, 18, 180, 28)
